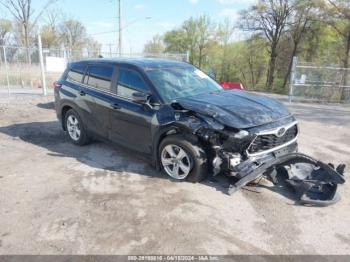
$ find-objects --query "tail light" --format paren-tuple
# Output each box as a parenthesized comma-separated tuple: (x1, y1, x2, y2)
(53, 81, 62, 90)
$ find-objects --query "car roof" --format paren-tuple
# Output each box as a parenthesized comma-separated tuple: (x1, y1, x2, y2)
(69, 57, 193, 70)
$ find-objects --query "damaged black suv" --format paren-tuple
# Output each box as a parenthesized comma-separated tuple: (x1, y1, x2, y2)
(55, 58, 345, 206)
(54, 58, 299, 182)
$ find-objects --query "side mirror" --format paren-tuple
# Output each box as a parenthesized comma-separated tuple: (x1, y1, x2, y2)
(132, 92, 149, 104)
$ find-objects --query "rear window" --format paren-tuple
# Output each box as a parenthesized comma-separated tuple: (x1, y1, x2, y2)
(66, 64, 86, 83)
(86, 65, 113, 92)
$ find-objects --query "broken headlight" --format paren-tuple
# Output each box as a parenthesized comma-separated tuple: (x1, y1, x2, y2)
(234, 130, 250, 139)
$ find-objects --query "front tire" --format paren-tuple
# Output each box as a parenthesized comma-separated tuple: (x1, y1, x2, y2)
(159, 135, 208, 183)
(64, 109, 90, 146)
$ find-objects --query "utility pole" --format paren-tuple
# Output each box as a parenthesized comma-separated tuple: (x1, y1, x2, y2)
(118, 0, 122, 57)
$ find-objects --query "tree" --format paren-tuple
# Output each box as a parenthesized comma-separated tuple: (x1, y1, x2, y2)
(216, 18, 235, 81)
(40, 24, 59, 48)
(196, 15, 215, 68)
(232, 35, 269, 89)
(182, 17, 199, 65)
(163, 15, 215, 68)
(0, 0, 57, 63)
(143, 34, 165, 54)
(85, 37, 101, 57)
(240, 0, 293, 90)
(163, 28, 188, 54)
(323, 0, 350, 99)
(0, 18, 12, 45)
(281, 0, 316, 89)
(244, 36, 269, 89)
(59, 19, 87, 58)
(40, 9, 61, 48)
(326, 0, 350, 68)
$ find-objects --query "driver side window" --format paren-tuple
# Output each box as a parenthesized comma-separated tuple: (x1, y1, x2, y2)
(117, 68, 149, 99)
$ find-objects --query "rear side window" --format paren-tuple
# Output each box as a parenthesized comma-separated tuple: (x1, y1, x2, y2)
(86, 66, 113, 92)
(66, 64, 86, 83)
(117, 68, 149, 99)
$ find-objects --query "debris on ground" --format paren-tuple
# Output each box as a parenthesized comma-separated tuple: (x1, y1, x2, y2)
(228, 153, 346, 206)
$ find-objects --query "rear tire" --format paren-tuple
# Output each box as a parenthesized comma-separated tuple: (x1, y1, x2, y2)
(64, 109, 90, 146)
(159, 134, 208, 183)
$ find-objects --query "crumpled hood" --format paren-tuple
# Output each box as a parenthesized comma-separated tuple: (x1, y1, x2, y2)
(175, 90, 291, 129)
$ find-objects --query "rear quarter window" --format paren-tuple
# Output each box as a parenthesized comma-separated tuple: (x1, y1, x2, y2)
(66, 64, 86, 83)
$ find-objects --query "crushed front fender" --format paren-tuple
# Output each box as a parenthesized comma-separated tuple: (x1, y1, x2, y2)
(228, 153, 346, 206)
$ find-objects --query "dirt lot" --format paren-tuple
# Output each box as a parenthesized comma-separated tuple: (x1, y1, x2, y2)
(0, 95, 350, 255)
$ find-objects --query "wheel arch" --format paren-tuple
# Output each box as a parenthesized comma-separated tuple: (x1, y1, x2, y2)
(59, 101, 82, 131)
(152, 125, 201, 171)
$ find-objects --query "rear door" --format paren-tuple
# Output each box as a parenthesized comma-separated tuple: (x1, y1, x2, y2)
(109, 66, 155, 153)
(82, 64, 116, 138)
(60, 63, 94, 126)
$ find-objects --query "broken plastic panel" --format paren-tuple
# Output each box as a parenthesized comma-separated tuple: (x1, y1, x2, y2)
(228, 153, 346, 207)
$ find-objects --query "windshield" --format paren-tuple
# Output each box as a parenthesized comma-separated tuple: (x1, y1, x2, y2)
(146, 67, 223, 103)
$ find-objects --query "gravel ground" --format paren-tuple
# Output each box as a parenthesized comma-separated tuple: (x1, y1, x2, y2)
(0, 95, 350, 255)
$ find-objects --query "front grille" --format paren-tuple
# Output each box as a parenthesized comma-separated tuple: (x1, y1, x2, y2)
(248, 124, 298, 154)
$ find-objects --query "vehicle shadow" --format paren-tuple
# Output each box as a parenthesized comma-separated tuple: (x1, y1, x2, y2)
(0, 120, 298, 200)
(37, 102, 55, 110)
(0, 121, 232, 193)
(0, 120, 151, 174)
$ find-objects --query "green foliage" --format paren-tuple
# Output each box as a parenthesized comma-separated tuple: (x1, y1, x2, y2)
(146, 0, 350, 96)
(163, 29, 188, 53)
(163, 15, 215, 67)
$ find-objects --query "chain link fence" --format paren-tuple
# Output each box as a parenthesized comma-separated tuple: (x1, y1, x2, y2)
(0, 46, 41, 93)
(289, 57, 350, 103)
(0, 38, 188, 96)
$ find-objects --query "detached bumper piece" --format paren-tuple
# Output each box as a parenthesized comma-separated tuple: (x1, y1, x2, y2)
(228, 153, 346, 206)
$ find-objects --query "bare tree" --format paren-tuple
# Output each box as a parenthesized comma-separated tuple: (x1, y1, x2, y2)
(85, 37, 101, 57)
(0, 0, 56, 63)
(45, 7, 61, 32)
(240, 0, 294, 89)
(59, 18, 87, 59)
(40, 9, 62, 48)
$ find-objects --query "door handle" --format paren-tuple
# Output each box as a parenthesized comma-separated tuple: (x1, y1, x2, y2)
(79, 90, 86, 96)
(110, 103, 121, 110)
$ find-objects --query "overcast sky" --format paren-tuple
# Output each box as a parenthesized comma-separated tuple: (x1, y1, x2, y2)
(2, 0, 254, 53)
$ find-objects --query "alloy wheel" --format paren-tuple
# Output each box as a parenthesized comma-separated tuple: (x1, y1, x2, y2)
(67, 115, 81, 141)
(161, 144, 192, 179)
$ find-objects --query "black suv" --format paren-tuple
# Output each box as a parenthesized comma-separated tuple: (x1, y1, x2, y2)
(54, 58, 298, 182)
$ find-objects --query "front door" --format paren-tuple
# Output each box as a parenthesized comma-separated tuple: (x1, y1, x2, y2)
(109, 67, 154, 154)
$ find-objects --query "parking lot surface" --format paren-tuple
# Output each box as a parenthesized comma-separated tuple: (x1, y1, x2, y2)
(0, 95, 350, 255)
